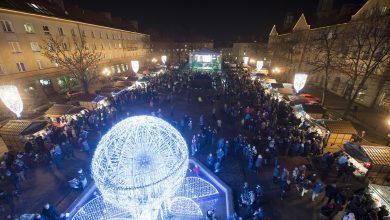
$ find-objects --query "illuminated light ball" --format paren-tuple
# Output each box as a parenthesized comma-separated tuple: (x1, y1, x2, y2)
(0, 85, 23, 118)
(161, 55, 167, 64)
(91, 115, 188, 218)
(131, 60, 139, 74)
(293, 73, 308, 93)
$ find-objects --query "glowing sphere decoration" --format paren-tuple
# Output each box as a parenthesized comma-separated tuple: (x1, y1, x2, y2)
(161, 55, 167, 65)
(256, 60, 264, 71)
(131, 60, 139, 74)
(243, 56, 249, 65)
(0, 85, 23, 118)
(91, 115, 188, 219)
(294, 73, 308, 93)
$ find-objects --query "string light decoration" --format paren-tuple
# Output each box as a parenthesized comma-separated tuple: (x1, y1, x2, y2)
(256, 61, 264, 71)
(161, 55, 167, 65)
(175, 177, 219, 199)
(293, 73, 308, 93)
(168, 197, 203, 217)
(0, 85, 23, 118)
(131, 60, 139, 74)
(243, 56, 249, 65)
(91, 115, 188, 219)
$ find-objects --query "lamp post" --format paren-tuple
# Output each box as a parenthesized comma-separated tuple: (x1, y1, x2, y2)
(0, 85, 23, 118)
(293, 73, 308, 94)
(131, 60, 139, 74)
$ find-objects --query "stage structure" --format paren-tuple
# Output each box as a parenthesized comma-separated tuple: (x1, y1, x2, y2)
(189, 49, 221, 72)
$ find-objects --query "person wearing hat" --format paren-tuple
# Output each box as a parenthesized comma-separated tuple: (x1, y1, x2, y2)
(77, 169, 87, 189)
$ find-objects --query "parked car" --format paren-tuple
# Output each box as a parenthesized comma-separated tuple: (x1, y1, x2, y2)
(300, 93, 321, 104)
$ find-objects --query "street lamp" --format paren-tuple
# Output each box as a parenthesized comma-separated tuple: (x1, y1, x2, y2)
(131, 60, 139, 74)
(293, 73, 308, 93)
(161, 55, 167, 65)
(0, 85, 23, 118)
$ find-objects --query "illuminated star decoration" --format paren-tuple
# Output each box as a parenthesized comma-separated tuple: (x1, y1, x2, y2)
(131, 60, 139, 74)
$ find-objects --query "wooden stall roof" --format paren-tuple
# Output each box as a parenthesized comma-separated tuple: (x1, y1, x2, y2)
(362, 146, 390, 166)
(325, 120, 358, 134)
(44, 104, 84, 118)
(303, 105, 326, 115)
(0, 120, 47, 136)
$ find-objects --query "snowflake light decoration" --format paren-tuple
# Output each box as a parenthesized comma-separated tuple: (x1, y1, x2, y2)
(293, 73, 308, 93)
(175, 177, 219, 199)
(131, 60, 139, 74)
(0, 85, 23, 117)
(91, 116, 188, 219)
(168, 197, 203, 217)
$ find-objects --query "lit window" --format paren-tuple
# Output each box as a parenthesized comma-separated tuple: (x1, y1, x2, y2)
(58, 27, 64, 36)
(30, 42, 40, 52)
(16, 62, 26, 72)
(9, 42, 22, 53)
(0, 64, 6, 74)
(36, 60, 44, 69)
(42, 25, 50, 35)
(24, 23, 34, 33)
(118, 43, 122, 49)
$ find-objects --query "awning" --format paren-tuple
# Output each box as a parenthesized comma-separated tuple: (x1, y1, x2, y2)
(0, 120, 48, 136)
(325, 120, 358, 134)
(271, 83, 284, 88)
(44, 104, 84, 118)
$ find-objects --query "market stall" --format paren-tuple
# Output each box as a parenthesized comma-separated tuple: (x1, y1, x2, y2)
(75, 94, 108, 110)
(325, 120, 357, 150)
(361, 145, 390, 185)
(44, 104, 84, 120)
(0, 120, 47, 152)
(303, 104, 326, 119)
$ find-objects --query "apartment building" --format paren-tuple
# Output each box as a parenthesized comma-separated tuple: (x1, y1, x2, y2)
(268, 0, 390, 111)
(0, 0, 150, 116)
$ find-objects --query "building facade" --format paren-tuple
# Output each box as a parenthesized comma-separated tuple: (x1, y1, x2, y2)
(0, 0, 150, 117)
(268, 0, 390, 112)
(151, 41, 214, 64)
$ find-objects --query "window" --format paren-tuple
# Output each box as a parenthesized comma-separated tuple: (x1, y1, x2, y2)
(84, 43, 89, 50)
(30, 42, 40, 52)
(1, 20, 14, 32)
(70, 28, 76, 36)
(91, 31, 95, 38)
(106, 33, 109, 39)
(0, 64, 6, 74)
(42, 25, 50, 34)
(112, 33, 114, 39)
(36, 60, 44, 69)
(356, 86, 368, 101)
(63, 42, 69, 50)
(93, 43, 97, 50)
(58, 27, 64, 36)
(16, 62, 26, 72)
(118, 43, 122, 49)
(100, 43, 104, 50)
(9, 42, 22, 53)
(100, 32, 102, 39)
(24, 23, 34, 33)
(81, 30, 86, 37)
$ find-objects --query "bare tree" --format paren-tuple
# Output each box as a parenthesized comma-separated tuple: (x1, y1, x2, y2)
(307, 26, 343, 106)
(42, 34, 103, 94)
(341, 10, 390, 117)
(370, 63, 390, 108)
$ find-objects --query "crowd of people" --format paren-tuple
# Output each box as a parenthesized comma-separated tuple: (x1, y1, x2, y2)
(0, 65, 387, 219)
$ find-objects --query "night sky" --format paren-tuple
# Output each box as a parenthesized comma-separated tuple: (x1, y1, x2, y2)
(63, 0, 321, 42)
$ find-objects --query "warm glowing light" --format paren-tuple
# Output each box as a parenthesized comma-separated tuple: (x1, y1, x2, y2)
(151, 58, 157, 63)
(387, 120, 390, 126)
(102, 68, 110, 76)
(256, 61, 264, 71)
(91, 115, 188, 218)
(161, 55, 167, 64)
(272, 67, 281, 73)
(131, 60, 139, 74)
(294, 73, 308, 93)
(243, 56, 249, 65)
(0, 85, 23, 117)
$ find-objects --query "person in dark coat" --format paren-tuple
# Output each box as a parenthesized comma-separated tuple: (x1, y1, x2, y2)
(41, 203, 60, 220)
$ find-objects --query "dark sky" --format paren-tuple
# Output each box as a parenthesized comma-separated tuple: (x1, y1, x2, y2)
(63, 0, 318, 42)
